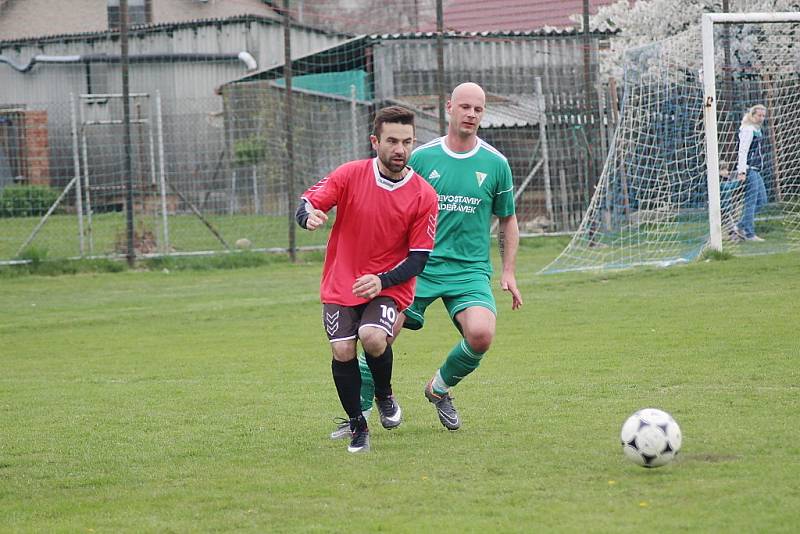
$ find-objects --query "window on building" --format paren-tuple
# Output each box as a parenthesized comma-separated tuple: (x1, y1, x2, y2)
(86, 63, 110, 104)
(108, 0, 152, 30)
(0, 109, 25, 185)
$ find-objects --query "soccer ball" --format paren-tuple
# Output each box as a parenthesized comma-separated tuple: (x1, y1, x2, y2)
(620, 408, 682, 468)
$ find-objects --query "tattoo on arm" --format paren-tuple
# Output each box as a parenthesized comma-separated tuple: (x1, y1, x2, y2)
(498, 230, 506, 259)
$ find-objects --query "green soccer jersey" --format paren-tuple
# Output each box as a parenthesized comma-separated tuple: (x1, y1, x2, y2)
(409, 136, 515, 281)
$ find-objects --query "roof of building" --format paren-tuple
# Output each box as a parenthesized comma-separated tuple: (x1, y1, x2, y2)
(421, 0, 621, 32)
(369, 26, 613, 40)
(0, 14, 346, 46)
(229, 27, 614, 86)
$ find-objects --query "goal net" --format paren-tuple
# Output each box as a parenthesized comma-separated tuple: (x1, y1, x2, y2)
(542, 13, 800, 274)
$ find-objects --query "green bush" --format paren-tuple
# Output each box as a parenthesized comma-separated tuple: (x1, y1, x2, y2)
(18, 245, 49, 265)
(233, 136, 266, 166)
(0, 185, 60, 218)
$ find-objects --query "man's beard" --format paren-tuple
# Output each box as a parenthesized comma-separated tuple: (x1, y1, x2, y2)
(381, 155, 406, 174)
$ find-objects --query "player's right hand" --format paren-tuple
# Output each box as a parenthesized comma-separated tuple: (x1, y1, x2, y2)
(305, 209, 329, 231)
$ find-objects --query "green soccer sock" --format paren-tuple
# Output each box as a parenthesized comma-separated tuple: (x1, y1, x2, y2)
(357, 352, 375, 412)
(437, 339, 485, 391)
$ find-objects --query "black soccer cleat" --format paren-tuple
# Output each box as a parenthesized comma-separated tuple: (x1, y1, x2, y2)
(347, 415, 370, 453)
(424, 378, 461, 430)
(376, 395, 403, 429)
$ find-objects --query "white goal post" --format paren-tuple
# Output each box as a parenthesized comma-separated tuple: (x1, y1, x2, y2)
(702, 12, 800, 251)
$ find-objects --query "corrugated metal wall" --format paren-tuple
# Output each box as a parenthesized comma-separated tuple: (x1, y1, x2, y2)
(0, 19, 350, 104)
(372, 33, 608, 232)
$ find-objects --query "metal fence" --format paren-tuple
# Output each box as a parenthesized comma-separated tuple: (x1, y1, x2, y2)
(0, 16, 616, 263)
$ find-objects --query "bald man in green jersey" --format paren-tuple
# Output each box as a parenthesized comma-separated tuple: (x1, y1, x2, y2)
(330, 82, 522, 437)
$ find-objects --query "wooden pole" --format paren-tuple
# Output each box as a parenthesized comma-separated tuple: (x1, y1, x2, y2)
(120, 0, 135, 265)
(283, 0, 297, 261)
(436, 0, 446, 136)
(582, 0, 597, 193)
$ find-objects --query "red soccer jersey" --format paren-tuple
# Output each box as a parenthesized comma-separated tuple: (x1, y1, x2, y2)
(302, 158, 438, 310)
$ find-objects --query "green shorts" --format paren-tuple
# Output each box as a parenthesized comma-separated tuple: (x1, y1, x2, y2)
(403, 273, 496, 331)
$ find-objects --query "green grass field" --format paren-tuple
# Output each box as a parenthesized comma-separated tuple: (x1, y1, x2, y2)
(2, 238, 798, 532)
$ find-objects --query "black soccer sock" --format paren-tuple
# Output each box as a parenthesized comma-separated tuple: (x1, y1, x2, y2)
(331, 358, 362, 419)
(365, 345, 394, 399)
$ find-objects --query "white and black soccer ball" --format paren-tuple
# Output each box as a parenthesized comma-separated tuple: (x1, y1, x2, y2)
(620, 408, 682, 468)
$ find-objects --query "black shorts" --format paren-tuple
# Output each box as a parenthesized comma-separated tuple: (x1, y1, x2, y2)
(322, 297, 398, 343)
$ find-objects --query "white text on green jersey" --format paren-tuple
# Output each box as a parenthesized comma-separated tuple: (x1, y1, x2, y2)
(438, 194, 482, 213)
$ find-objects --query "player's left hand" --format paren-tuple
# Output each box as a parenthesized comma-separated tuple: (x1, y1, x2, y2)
(501, 273, 523, 310)
(353, 274, 382, 299)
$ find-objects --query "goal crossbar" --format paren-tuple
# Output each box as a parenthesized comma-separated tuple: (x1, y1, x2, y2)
(705, 12, 800, 24)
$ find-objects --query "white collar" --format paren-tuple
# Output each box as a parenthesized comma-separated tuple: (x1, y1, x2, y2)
(440, 136, 481, 159)
(372, 158, 413, 191)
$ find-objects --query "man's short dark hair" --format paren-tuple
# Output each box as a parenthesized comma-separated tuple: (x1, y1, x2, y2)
(373, 106, 415, 139)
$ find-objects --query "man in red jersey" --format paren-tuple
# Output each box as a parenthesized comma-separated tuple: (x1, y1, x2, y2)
(296, 106, 438, 453)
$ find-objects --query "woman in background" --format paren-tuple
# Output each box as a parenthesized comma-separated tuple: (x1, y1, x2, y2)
(733, 104, 768, 242)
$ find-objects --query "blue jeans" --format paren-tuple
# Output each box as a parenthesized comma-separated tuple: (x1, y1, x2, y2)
(738, 169, 767, 237)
